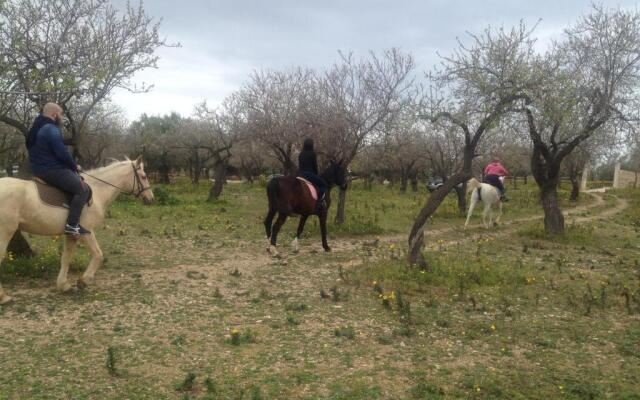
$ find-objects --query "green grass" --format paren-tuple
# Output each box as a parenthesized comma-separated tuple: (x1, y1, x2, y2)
(0, 177, 637, 399)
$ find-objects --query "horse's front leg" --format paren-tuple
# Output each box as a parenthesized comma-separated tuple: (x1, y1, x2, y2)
(319, 211, 330, 252)
(495, 201, 503, 225)
(292, 215, 308, 253)
(77, 233, 104, 289)
(57, 236, 78, 292)
(0, 230, 15, 304)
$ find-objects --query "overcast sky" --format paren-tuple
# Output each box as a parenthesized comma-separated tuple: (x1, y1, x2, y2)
(110, 0, 639, 121)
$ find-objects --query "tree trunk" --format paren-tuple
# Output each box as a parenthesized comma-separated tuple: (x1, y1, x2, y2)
(8, 231, 35, 258)
(207, 159, 227, 201)
(524, 175, 528, 185)
(400, 171, 408, 193)
(541, 185, 565, 233)
(334, 185, 347, 225)
(159, 153, 171, 184)
(408, 171, 469, 269)
(569, 177, 580, 202)
(411, 174, 418, 192)
(454, 181, 467, 214)
(364, 175, 373, 190)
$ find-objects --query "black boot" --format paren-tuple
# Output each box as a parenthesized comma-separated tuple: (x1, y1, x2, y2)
(500, 194, 509, 202)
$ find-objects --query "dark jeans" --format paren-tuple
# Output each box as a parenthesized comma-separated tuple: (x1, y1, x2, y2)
(299, 171, 327, 200)
(483, 174, 505, 195)
(39, 169, 90, 225)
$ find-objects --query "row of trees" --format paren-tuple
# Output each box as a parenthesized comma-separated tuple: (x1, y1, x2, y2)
(1, 1, 638, 269)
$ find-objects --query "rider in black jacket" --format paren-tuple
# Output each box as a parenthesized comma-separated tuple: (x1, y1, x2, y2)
(298, 138, 326, 211)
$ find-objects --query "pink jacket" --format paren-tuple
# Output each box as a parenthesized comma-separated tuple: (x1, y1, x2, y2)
(484, 162, 508, 176)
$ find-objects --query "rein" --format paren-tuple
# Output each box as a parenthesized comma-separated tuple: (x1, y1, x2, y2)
(80, 163, 151, 198)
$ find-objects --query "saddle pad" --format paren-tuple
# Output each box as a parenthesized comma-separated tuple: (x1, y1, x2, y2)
(296, 177, 318, 201)
(33, 178, 93, 209)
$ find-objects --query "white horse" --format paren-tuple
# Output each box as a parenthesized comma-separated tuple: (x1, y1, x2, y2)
(465, 178, 503, 229)
(0, 157, 153, 304)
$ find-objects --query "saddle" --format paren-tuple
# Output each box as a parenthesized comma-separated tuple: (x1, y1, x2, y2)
(296, 176, 319, 201)
(34, 178, 93, 209)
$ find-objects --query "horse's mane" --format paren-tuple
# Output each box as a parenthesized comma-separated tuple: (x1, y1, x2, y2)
(86, 159, 132, 175)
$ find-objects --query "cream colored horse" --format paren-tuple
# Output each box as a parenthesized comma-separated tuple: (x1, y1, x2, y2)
(0, 157, 153, 304)
(465, 178, 503, 229)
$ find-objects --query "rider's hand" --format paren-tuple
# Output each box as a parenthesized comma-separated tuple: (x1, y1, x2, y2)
(76, 165, 83, 172)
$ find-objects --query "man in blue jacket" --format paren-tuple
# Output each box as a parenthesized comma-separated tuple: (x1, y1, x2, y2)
(27, 103, 91, 235)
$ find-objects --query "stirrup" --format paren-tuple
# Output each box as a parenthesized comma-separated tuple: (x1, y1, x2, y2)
(64, 224, 91, 236)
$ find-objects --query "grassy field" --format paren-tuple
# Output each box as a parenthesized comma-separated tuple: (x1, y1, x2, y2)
(0, 178, 637, 399)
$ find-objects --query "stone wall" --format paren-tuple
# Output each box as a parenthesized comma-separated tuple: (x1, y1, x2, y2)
(613, 163, 639, 189)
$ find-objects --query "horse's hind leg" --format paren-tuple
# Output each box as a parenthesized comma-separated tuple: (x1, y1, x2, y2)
(483, 203, 492, 228)
(77, 233, 103, 289)
(57, 236, 78, 292)
(0, 228, 17, 304)
(264, 209, 276, 239)
(269, 214, 287, 255)
(465, 198, 477, 228)
(292, 215, 308, 253)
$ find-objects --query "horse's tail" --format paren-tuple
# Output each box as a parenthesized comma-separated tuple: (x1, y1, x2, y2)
(266, 177, 280, 210)
(467, 178, 481, 192)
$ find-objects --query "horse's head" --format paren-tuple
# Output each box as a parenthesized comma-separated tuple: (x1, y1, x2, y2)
(328, 159, 348, 190)
(132, 156, 154, 205)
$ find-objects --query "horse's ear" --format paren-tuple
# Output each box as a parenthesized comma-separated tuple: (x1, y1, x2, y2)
(134, 155, 143, 167)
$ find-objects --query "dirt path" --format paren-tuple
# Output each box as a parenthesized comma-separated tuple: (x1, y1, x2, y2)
(330, 190, 624, 254)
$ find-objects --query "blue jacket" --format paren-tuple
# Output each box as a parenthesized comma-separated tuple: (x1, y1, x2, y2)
(27, 115, 77, 176)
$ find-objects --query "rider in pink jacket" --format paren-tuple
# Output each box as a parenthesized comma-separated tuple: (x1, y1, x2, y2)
(483, 158, 509, 201)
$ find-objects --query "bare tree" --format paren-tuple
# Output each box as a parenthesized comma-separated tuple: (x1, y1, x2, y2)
(422, 123, 468, 212)
(0, 0, 169, 159)
(518, 5, 640, 233)
(408, 23, 537, 269)
(232, 140, 266, 183)
(320, 49, 415, 224)
(240, 68, 314, 175)
(379, 99, 426, 192)
(192, 99, 243, 201)
(80, 102, 127, 168)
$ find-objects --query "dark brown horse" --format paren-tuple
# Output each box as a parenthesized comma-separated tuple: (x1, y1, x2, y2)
(264, 161, 347, 255)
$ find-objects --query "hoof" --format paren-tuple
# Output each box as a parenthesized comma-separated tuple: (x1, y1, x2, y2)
(323, 246, 331, 253)
(57, 282, 73, 293)
(268, 245, 279, 257)
(77, 279, 88, 290)
(0, 294, 14, 305)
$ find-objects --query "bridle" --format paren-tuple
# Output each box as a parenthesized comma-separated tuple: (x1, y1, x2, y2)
(80, 162, 152, 198)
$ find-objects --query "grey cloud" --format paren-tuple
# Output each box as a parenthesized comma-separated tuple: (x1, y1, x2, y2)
(109, 0, 640, 119)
